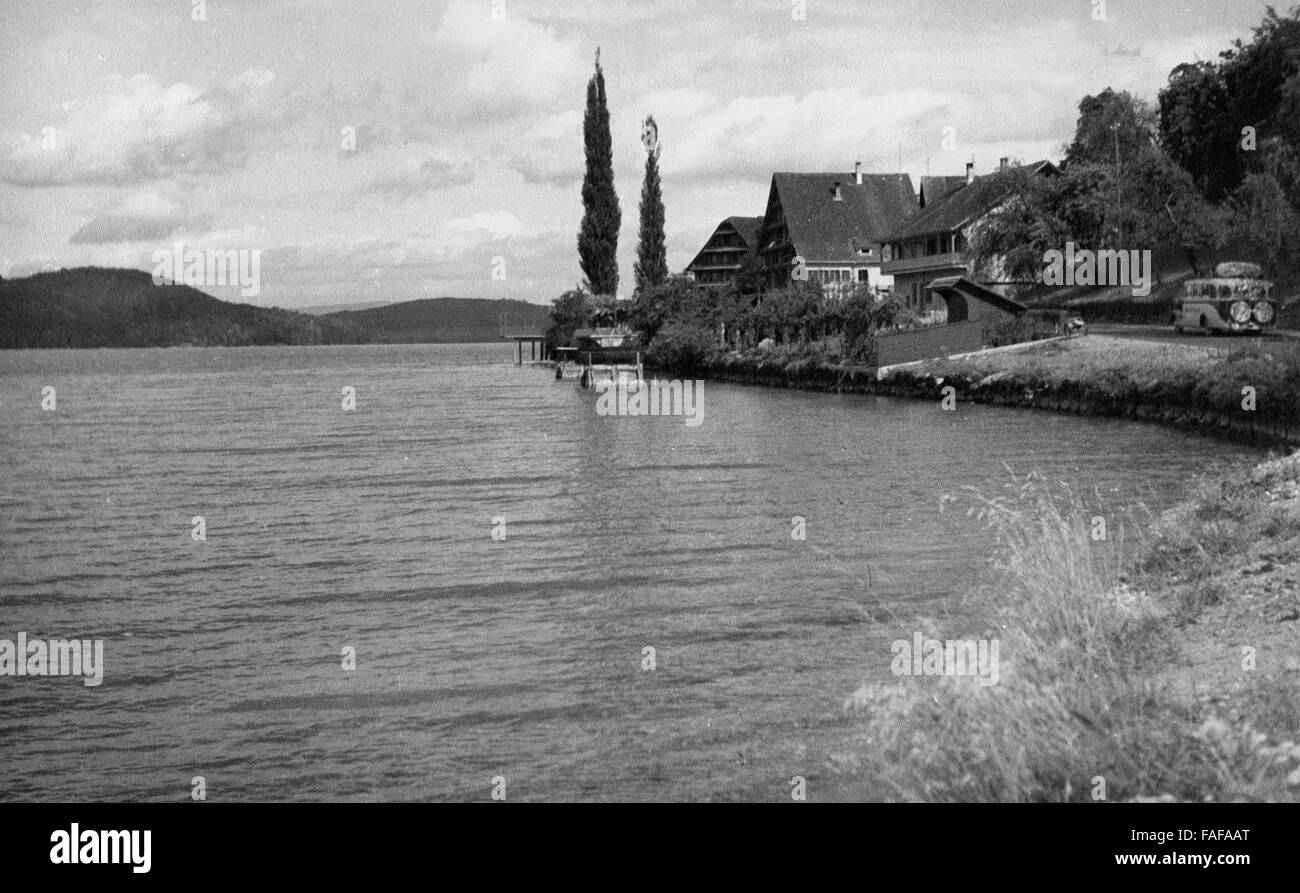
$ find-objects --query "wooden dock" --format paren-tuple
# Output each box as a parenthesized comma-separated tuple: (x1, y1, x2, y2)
(504, 333, 546, 364)
(553, 350, 643, 388)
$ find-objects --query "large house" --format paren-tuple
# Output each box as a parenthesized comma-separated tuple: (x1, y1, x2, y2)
(754, 164, 919, 298)
(684, 216, 765, 288)
(882, 159, 1057, 315)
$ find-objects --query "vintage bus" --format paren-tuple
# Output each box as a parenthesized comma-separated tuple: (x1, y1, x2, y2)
(1172, 262, 1277, 334)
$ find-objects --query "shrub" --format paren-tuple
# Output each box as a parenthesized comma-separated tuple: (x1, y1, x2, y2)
(843, 293, 919, 362)
(626, 275, 700, 343)
(545, 287, 594, 351)
(984, 314, 1058, 348)
(646, 321, 718, 375)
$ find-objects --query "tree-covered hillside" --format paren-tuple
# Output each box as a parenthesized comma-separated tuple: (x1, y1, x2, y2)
(0, 267, 360, 348)
(0, 268, 549, 348)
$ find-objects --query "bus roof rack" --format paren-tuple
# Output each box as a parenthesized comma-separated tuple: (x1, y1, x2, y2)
(1213, 261, 1264, 279)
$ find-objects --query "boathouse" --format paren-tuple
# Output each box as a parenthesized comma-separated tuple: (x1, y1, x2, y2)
(873, 276, 1027, 368)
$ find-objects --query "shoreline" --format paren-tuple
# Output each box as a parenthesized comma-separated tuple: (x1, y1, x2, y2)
(681, 335, 1300, 449)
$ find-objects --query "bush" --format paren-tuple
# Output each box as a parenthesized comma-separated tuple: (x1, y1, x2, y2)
(983, 314, 1057, 348)
(627, 274, 720, 344)
(545, 288, 594, 352)
(646, 321, 719, 375)
(842, 292, 919, 362)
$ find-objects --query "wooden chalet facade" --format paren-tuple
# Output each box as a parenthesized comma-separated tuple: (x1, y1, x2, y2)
(684, 216, 764, 289)
(754, 165, 919, 299)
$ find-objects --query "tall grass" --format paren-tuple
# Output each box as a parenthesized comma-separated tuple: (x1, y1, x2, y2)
(835, 465, 1300, 801)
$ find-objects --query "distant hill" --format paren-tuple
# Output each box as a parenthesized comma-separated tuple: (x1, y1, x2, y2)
(0, 267, 551, 348)
(0, 267, 359, 348)
(296, 299, 395, 315)
(324, 297, 550, 343)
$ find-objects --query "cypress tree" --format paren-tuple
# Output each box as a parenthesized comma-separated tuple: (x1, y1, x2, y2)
(578, 48, 620, 298)
(634, 115, 668, 293)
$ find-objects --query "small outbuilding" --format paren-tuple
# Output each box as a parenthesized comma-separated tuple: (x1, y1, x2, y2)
(926, 275, 1028, 324)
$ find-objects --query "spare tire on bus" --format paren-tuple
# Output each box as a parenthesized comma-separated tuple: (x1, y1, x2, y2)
(1213, 261, 1264, 279)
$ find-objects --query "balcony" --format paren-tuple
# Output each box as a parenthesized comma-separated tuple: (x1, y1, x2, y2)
(881, 251, 967, 276)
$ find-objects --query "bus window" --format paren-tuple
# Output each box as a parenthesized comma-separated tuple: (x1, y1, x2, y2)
(1217, 285, 1232, 299)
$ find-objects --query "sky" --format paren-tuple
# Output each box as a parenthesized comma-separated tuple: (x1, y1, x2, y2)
(0, 0, 1279, 308)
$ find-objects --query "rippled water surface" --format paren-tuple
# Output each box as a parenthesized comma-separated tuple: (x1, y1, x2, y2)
(0, 343, 1263, 800)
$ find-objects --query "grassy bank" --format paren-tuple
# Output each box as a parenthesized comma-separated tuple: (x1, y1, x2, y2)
(687, 335, 1300, 448)
(831, 453, 1300, 802)
(905, 335, 1300, 446)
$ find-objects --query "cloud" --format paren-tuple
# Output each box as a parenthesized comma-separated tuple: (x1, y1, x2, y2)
(1, 68, 295, 187)
(508, 111, 584, 186)
(441, 211, 527, 239)
(366, 154, 475, 194)
(167, 224, 576, 306)
(423, 1, 589, 126)
(69, 191, 212, 244)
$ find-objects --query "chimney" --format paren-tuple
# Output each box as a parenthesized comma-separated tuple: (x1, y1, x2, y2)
(999, 156, 1009, 171)
(854, 161, 863, 185)
(965, 161, 974, 185)
(832, 180, 843, 201)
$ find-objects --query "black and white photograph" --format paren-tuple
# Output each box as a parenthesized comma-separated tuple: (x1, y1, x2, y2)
(0, 0, 1296, 867)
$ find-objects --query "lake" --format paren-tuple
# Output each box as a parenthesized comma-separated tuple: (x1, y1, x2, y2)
(0, 343, 1263, 801)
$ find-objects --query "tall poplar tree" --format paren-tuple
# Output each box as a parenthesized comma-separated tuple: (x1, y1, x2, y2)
(578, 48, 620, 297)
(634, 115, 668, 293)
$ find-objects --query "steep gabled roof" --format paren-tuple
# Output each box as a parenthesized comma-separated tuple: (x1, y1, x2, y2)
(724, 215, 764, 251)
(763, 173, 918, 263)
(886, 161, 1057, 242)
(928, 275, 1029, 315)
(919, 175, 967, 208)
(686, 215, 765, 271)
